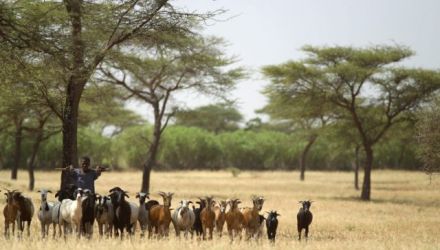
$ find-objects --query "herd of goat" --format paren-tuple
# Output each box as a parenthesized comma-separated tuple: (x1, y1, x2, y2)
(2, 186, 313, 242)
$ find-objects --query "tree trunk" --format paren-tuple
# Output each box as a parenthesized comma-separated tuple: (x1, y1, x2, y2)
(361, 145, 373, 200)
(353, 145, 360, 190)
(60, 0, 86, 190)
(299, 134, 317, 181)
(141, 104, 162, 193)
(12, 118, 23, 180)
(60, 83, 82, 189)
(28, 124, 45, 191)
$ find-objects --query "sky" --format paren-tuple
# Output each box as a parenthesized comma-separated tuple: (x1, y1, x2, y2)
(129, 0, 440, 121)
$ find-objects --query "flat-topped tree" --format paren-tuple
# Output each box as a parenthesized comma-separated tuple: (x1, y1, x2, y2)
(0, 0, 222, 189)
(417, 97, 440, 177)
(262, 45, 440, 200)
(174, 103, 243, 134)
(100, 33, 243, 192)
(261, 66, 333, 181)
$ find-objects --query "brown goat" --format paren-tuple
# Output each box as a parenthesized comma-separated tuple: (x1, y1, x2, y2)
(148, 191, 173, 238)
(214, 200, 227, 237)
(241, 196, 265, 240)
(225, 198, 244, 242)
(12, 191, 35, 237)
(200, 196, 216, 240)
(3, 189, 18, 237)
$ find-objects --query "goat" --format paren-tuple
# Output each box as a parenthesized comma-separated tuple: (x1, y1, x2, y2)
(12, 191, 35, 237)
(241, 196, 265, 240)
(109, 187, 132, 239)
(3, 189, 18, 237)
(136, 192, 158, 237)
(129, 200, 139, 235)
(297, 200, 313, 240)
(148, 191, 173, 238)
(95, 194, 114, 237)
(37, 189, 54, 238)
(171, 200, 195, 238)
(80, 189, 96, 238)
(214, 200, 227, 237)
(225, 198, 244, 242)
(51, 185, 77, 238)
(265, 210, 280, 242)
(200, 196, 216, 240)
(59, 188, 84, 238)
(191, 197, 206, 238)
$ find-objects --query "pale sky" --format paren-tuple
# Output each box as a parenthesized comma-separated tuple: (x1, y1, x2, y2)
(130, 0, 440, 122)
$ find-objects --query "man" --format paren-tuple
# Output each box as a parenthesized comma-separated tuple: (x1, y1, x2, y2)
(67, 156, 102, 193)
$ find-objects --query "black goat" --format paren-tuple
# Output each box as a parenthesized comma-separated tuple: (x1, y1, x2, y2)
(55, 184, 77, 202)
(297, 200, 313, 240)
(145, 200, 160, 211)
(109, 187, 132, 239)
(191, 197, 206, 237)
(266, 210, 280, 242)
(81, 189, 96, 238)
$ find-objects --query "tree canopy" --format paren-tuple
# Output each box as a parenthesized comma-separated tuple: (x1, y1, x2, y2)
(262, 44, 440, 200)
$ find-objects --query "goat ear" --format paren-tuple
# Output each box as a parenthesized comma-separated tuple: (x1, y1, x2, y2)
(124, 192, 130, 198)
(47, 190, 52, 193)
(188, 201, 193, 204)
(37, 190, 41, 193)
(55, 191, 60, 197)
(135, 193, 140, 198)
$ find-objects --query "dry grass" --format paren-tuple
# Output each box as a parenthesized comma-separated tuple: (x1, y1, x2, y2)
(0, 170, 439, 249)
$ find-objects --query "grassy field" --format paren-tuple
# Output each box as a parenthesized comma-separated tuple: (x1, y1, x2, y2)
(0, 170, 439, 249)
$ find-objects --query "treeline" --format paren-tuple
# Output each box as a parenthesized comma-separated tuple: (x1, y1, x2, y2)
(0, 124, 421, 172)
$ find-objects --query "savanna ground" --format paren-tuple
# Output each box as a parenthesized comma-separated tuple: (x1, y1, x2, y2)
(0, 170, 439, 250)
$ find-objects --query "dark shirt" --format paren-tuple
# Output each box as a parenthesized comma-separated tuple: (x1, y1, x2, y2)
(70, 168, 100, 193)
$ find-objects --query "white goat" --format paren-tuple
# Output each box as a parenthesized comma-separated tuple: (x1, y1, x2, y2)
(59, 188, 84, 237)
(171, 200, 195, 238)
(129, 201, 139, 234)
(37, 189, 54, 238)
(136, 192, 149, 237)
(51, 202, 62, 238)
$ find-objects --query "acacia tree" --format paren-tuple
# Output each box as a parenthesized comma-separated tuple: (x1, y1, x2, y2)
(326, 119, 363, 189)
(100, 35, 242, 192)
(417, 97, 440, 176)
(174, 103, 243, 134)
(261, 70, 332, 181)
(1, 0, 221, 188)
(262, 45, 440, 200)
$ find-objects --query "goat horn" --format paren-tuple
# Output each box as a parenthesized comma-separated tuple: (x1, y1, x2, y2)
(157, 191, 165, 196)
